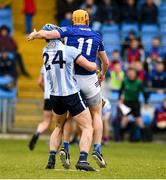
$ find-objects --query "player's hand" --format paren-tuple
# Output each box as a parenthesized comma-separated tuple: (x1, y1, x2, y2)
(27, 29, 37, 41)
(98, 71, 105, 83)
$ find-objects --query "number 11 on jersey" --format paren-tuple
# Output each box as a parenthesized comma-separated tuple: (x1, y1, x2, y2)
(78, 38, 93, 56)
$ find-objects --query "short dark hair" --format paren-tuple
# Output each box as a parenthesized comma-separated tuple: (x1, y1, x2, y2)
(112, 50, 119, 53)
(127, 67, 138, 75)
(0, 25, 10, 34)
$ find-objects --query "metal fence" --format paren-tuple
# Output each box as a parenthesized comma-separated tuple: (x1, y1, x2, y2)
(0, 97, 165, 134)
(0, 98, 43, 133)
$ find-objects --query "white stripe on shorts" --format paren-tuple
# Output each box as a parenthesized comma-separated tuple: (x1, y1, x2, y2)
(78, 92, 86, 109)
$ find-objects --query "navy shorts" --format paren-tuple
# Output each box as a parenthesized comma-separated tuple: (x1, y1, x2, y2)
(43, 99, 52, 111)
(50, 92, 87, 116)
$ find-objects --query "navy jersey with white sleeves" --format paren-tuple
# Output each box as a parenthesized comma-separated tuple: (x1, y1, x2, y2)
(43, 40, 81, 96)
(57, 25, 105, 75)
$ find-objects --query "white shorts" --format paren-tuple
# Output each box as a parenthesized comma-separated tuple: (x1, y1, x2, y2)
(76, 74, 102, 106)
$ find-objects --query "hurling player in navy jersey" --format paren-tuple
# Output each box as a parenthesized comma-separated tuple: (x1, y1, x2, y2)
(27, 9, 109, 168)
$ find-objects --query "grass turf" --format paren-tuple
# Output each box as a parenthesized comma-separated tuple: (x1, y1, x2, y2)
(0, 139, 165, 179)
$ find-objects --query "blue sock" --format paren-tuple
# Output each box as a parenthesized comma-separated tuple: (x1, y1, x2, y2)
(62, 141, 69, 152)
(79, 151, 88, 162)
(94, 144, 101, 154)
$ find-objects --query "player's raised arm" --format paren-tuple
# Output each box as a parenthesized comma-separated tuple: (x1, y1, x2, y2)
(76, 55, 97, 72)
(27, 29, 61, 41)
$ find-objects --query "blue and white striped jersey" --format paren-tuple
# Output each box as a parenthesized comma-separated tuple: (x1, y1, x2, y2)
(43, 40, 81, 96)
(40, 66, 50, 99)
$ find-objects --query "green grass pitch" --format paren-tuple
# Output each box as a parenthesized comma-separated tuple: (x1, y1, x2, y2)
(0, 139, 165, 179)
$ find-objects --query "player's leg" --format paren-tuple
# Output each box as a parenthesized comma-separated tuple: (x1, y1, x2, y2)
(46, 113, 67, 169)
(62, 113, 72, 151)
(29, 99, 52, 150)
(59, 114, 73, 169)
(73, 108, 95, 171)
(77, 74, 106, 168)
(103, 111, 111, 145)
(67, 92, 95, 171)
(46, 95, 67, 169)
(88, 99, 107, 168)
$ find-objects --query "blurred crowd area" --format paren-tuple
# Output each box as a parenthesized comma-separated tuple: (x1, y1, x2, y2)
(55, 0, 166, 94)
(0, 0, 166, 140)
(0, 0, 33, 98)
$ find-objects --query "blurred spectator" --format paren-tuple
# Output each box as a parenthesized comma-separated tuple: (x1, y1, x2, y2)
(0, 0, 12, 9)
(80, 0, 97, 26)
(94, 0, 120, 24)
(148, 61, 166, 90)
(146, 37, 165, 59)
(125, 39, 143, 63)
(0, 49, 17, 91)
(131, 61, 145, 83)
(122, 30, 142, 56)
(121, 0, 138, 23)
(0, 49, 17, 78)
(153, 99, 166, 130)
(56, 0, 80, 23)
(0, 25, 30, 77)
(23, 0, 36, 34)
(109, 50, 123, 69)
(59, 12, 72, 27)
(118, 67, 151, 142)
(109, 61, 125, 91)
(145, 37, 165, 72)
(140, 0, 158, 24)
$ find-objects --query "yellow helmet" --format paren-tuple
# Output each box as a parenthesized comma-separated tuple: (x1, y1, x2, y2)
(72, 9, 89, 25)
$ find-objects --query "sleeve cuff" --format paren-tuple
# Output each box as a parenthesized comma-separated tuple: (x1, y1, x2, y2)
(74, 54, 82, 62)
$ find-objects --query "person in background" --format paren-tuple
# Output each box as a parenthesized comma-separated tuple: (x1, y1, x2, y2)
(94, 0, 120, 25)
(153, 99, 166, 130)
(148, 61, 166, 91)
(0, 49, 17, 90)
(29, 66, 53, 150)
(121, 0, 138, 23)
(80, 0, 97, 26)
(119, 67, 151, 142)
(59, 12, 72, 27)
(125, 39, 143, 64)
(131, 61, 145, 83)
(102, 98, 111, 146)
(140, 0, 158, 24)
(23, 0, 36, 34)
(0, 25, 30, 77)
(109, 61, 125, 91)
(56, 0, 80, 24)
(109, 50, 123, 68)
(146, 37, 165, 59)
(0, 0, 12, 9)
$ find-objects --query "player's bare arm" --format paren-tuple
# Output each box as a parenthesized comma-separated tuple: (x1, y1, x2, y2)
(38, 74, 44, 91)
(98, 51, 109, 82)
(27, 29, 61, 41)
(76, 55, 97, 72)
